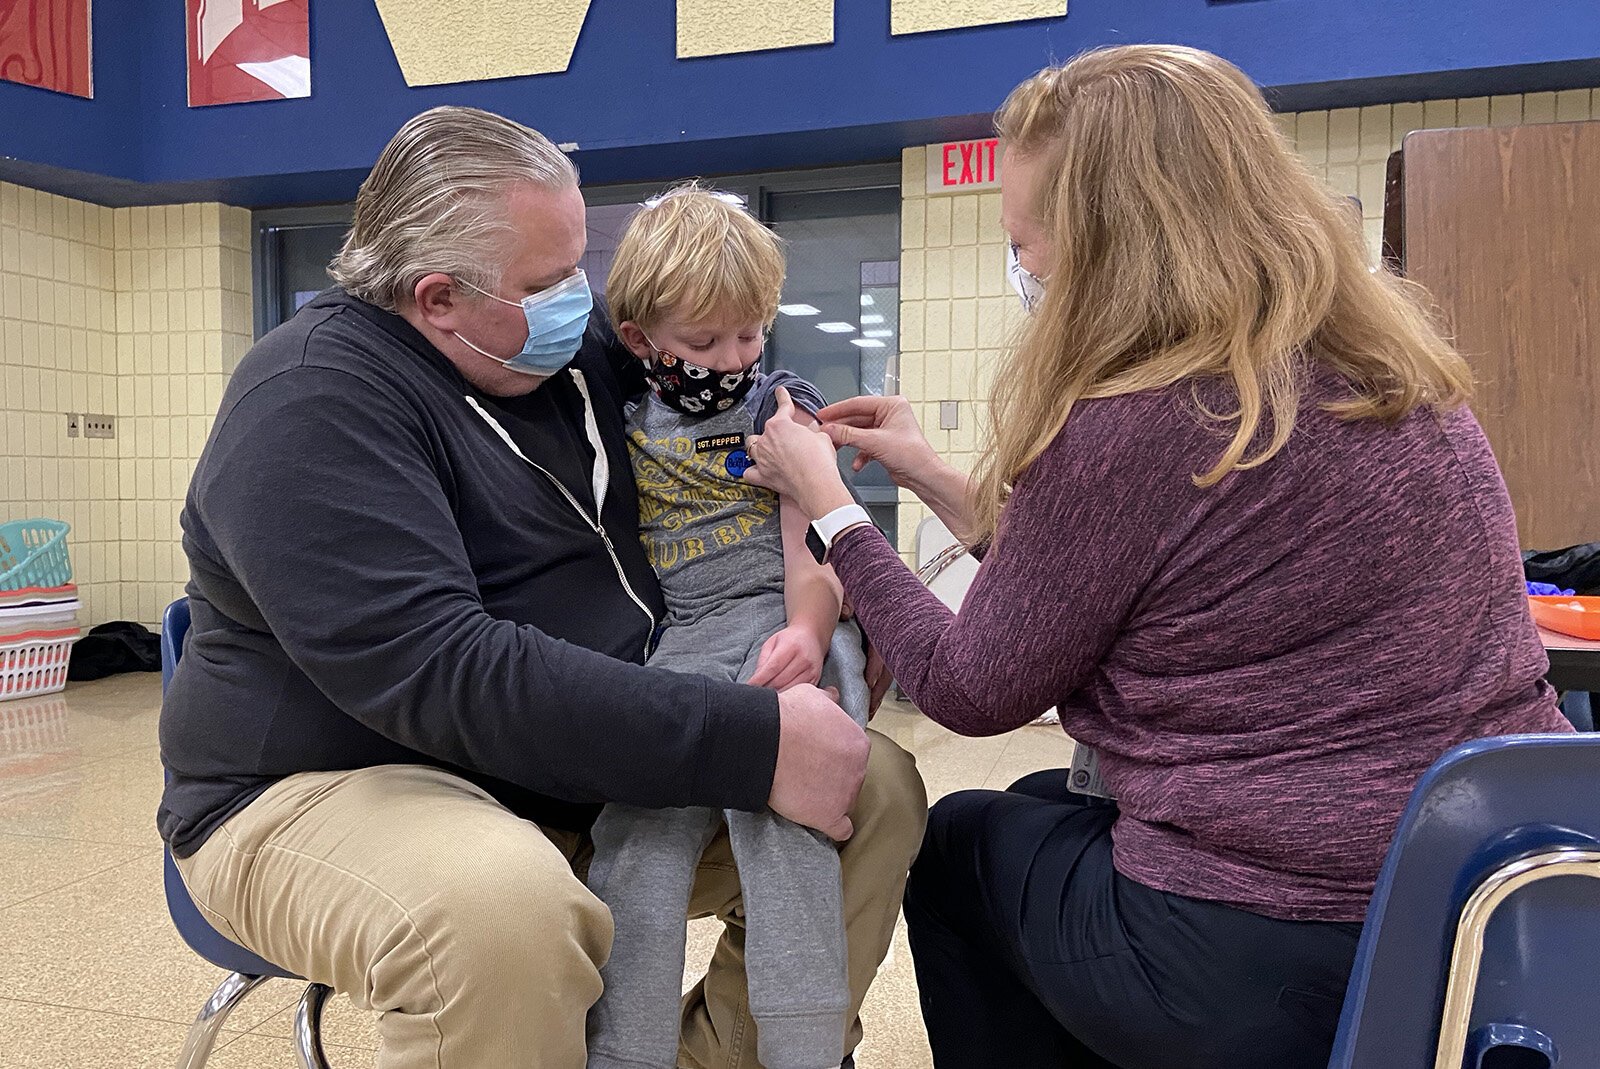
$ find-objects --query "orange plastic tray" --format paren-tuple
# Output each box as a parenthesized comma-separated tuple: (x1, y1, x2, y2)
(1529, 595, 1600, 640)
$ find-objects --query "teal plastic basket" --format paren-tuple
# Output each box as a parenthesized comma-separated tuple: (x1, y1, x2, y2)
(0, 519, 73, 592)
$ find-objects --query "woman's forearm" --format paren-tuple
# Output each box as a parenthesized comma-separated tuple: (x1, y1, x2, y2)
(826, 524, 1041, 736)
(904, 459, 978, 546)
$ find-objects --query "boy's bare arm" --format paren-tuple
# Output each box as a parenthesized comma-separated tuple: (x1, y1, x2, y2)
(748, 411, 845, 690)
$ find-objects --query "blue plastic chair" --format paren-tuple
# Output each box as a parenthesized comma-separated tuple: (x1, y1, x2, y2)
(162, 598, 334, 1068)
(1330, 733, 1600, 1069)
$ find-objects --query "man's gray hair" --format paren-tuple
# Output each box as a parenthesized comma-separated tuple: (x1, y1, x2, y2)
(329, 106, 579, 310)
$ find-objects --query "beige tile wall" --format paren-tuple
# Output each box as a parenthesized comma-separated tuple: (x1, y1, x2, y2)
(1, 183, 252, 629)
(1273, 90, 1600, 263)
(0, 183, 121, 624)
(111, 204, 253, 629)
(896, 89, 1600, 559)
(894, 155, 1026, 555)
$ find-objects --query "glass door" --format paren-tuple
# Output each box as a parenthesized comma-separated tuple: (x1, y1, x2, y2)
(251, 204, 352, 338)
(762, 185, 901, 544)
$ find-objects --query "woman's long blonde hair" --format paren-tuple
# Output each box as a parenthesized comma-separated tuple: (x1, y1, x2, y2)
(972, 45, 1470, 542)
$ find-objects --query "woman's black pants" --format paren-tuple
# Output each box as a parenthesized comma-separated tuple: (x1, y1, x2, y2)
(903, 770, 1363, 1068)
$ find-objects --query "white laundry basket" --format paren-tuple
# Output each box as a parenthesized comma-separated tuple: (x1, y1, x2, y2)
(0, 629, 81, 701)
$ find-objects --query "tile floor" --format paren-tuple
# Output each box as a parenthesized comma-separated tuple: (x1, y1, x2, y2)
(0, 675, 1074, 1068)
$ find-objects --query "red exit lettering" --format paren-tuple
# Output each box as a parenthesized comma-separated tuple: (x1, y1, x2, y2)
(939, 138, 999, 188)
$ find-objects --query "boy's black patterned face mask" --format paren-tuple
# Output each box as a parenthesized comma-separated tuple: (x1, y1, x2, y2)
(644, 344, 760, 418)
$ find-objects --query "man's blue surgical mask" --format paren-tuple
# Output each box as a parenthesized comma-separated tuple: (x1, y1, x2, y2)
(454, 270, 593, 376)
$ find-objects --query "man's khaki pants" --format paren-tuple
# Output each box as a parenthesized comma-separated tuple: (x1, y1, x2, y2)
(174, 734, 927, 1069)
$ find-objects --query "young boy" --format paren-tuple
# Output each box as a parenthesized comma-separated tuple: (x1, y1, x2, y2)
(583, 185, 870, 1069)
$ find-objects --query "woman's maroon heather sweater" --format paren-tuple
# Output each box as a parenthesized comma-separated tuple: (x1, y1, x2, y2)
(832, 376, 1568, 921)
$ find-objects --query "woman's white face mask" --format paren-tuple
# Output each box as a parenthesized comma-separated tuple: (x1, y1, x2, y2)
(1007, 242, 1048, 315)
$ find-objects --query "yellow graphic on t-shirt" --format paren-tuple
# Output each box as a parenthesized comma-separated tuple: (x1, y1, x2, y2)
(630, 431, 777, 574)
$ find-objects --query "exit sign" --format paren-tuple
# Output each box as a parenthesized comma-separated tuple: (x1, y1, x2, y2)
(927, 138, 1001, 194)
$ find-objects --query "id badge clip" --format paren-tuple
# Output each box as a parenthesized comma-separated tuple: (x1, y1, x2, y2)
(1068, 743, 1115, 800)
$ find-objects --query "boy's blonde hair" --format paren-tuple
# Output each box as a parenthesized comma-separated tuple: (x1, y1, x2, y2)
(607, 183, 785, 330)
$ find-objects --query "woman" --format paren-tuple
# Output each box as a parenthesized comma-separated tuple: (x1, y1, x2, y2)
(745, 44, 1570, 1069)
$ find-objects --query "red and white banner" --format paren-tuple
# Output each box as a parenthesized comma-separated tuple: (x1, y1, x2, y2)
(0, 0, 92, 98)
(187, 0, 310, 107)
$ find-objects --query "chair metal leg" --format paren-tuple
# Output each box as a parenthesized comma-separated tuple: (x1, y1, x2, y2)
(1433, 846, 1600, 1069)
(293, 982, 335, 1069)
(175, 972, 271, 1069)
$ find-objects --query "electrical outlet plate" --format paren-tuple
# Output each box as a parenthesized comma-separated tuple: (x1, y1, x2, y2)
(65, 413, 81, 438)
(84, 413, 115, 439)
(938, 400, 960, 431)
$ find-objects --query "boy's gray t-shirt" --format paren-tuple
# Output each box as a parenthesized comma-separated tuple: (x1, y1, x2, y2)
(626, 370, 825, 631)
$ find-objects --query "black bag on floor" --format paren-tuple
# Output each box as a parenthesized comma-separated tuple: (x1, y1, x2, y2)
(1523, 542, 1600, 596)
(67, 621, 162, 681)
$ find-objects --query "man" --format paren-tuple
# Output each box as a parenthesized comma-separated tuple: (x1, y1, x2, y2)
(160, 105, 927, 1069)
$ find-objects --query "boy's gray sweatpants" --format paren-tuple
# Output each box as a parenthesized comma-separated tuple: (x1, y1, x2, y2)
(585, 607, 871, 1069)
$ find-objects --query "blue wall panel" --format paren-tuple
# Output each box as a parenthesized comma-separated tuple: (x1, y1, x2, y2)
(1, 0, 1597, 205)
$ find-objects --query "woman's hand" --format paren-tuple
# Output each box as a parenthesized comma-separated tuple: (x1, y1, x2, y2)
(744, 388, 856, 518)
(817, 395, 940, 489)
(822, 394, 980, 542)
